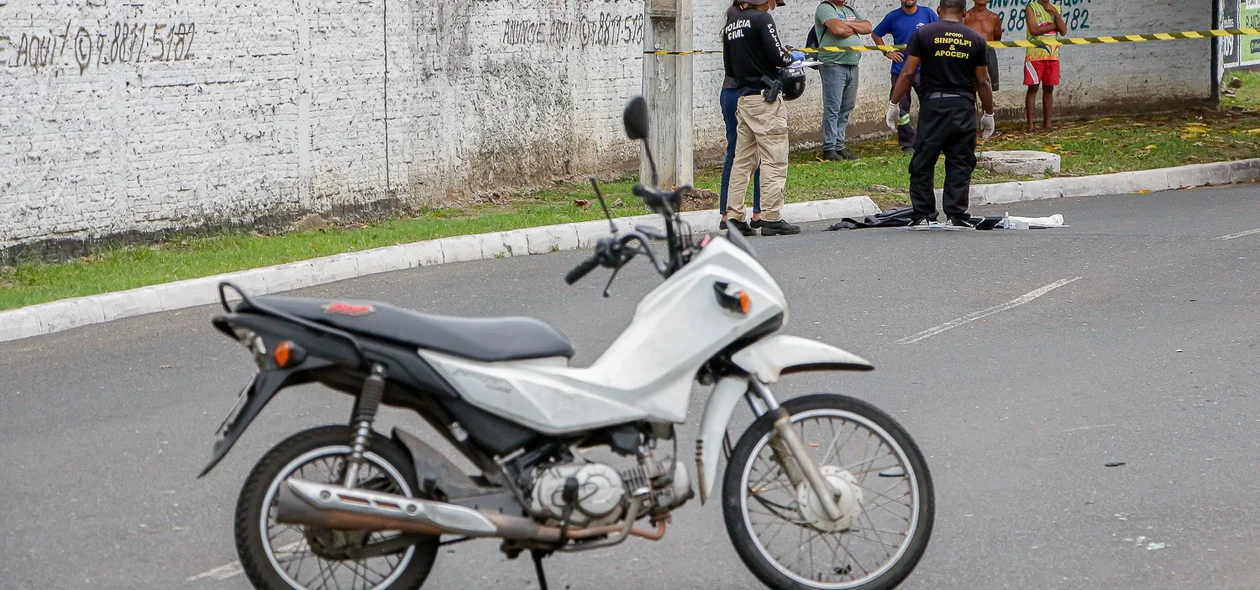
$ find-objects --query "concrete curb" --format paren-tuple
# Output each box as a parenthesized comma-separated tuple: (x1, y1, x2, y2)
(965, 158, 1260, 206)
(0, 196, 880, 343)
(2, 157, 1257, 343)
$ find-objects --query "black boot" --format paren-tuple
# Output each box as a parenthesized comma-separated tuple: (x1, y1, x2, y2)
(760, 219, 801, 236)
(727, 218, 757, 236)
(823, 150, 845, 161)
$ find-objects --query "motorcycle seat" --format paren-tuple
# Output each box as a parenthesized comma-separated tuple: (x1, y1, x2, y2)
(237, 296, 575, 362)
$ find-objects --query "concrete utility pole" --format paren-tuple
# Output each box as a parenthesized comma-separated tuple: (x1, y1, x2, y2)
(643, 0, 694, 188)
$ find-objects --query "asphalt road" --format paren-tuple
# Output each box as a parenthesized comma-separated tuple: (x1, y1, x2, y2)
(2, 185, 1259, 590)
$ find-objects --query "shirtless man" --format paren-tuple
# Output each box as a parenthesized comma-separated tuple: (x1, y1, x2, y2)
(964, 0, 1001, 93)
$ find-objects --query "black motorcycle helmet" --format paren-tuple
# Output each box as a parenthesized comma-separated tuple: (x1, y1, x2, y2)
(780, 66, 806, 102)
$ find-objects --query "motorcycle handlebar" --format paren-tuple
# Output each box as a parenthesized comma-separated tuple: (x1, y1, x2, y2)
(564, 231, 668, 286)
(564, 254, 602, 285)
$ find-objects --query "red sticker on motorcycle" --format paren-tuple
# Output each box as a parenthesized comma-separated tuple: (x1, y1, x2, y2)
(323, 302, 375, 316)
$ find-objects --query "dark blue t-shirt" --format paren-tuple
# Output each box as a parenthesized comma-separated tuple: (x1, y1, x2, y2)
(873, 6, 939, 75)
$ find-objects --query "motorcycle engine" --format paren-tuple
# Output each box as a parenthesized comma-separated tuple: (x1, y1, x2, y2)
(530, 463, 627, 528)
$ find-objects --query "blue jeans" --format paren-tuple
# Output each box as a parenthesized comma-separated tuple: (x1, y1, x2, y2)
(820, 64, 859, 152)
(720, 88, 760, 215)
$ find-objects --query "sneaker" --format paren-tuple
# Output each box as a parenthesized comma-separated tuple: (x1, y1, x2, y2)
(823, 150, 845, 162)
(908, 213, 936, 226)
(760, 219, 801, 236)
(946, 216, 976, 229)
(727, 218, 757, 236)
(719, 217, 728, 230)
(838, 148, 860, 161)
(750, 217, 763, 229)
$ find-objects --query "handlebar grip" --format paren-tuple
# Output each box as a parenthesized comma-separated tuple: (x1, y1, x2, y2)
(564, 255, 602, 285)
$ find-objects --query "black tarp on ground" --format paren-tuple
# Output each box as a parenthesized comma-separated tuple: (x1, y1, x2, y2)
(824, 206, 1004, 231)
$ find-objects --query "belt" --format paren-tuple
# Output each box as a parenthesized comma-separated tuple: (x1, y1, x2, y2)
(926, 92, 968, 99)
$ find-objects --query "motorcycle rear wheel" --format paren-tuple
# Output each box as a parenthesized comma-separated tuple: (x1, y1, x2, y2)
(722, 394, 934, 590)
(234, 425, 439, 590)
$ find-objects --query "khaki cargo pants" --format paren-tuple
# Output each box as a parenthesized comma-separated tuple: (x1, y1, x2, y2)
(727, 94, 789, 222)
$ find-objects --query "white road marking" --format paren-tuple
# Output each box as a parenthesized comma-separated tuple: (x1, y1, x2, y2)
(897, 277, 1082, 345)
(1214, 227, 1260, 241)
(186, 562, 243, 582)
(1062, 423, 1116, 434)
(188, 541, 303, 582)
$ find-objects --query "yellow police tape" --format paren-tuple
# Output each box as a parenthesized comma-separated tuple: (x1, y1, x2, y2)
(644, 27, 1260, 56)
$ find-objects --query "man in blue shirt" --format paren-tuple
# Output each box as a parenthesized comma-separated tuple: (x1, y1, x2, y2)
(872, 0, 938, 152)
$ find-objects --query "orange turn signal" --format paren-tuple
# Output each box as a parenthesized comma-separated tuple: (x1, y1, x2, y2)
(714, 281, 752, 315)
(274, 341, 293, 368)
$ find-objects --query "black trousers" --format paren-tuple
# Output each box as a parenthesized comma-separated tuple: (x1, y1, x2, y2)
(908, 96, 977, 220)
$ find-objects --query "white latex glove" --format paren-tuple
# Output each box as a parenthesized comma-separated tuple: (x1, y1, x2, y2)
(885, 102, 900, 131)
(980, 112, 995, 140)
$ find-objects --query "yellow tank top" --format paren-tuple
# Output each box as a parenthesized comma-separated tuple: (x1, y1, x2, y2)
(1026, 1, 1060, 62)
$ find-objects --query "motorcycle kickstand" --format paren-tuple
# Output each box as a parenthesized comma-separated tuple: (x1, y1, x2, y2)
(531, 549, 551, 590)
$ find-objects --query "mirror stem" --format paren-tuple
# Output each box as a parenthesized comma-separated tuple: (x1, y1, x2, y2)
(642, 142, 659, 188)
(589, 177, 616, 233)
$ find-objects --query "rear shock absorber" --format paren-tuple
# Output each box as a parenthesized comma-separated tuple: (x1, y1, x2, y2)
(344, 363, 386, 487)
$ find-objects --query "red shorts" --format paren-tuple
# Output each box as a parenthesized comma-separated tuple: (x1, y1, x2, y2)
(1024, 60, 1060, 87)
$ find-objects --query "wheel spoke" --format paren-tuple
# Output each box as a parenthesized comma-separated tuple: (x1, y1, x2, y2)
(818, 419, 848, 466)
(836, 533, 872, 577)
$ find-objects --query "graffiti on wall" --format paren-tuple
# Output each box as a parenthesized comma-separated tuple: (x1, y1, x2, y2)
(988, 0, 1091, 36)
(2, 20, 197, 72)
(501, 12, 644, 47)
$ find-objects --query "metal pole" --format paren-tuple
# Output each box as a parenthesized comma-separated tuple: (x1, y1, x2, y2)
(1212, 0, 1221, 106)
(643, 0, 694, 188)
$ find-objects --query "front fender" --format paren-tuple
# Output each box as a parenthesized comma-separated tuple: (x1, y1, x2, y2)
(696, 376, 749, 505)
(731, 335, 873, 383)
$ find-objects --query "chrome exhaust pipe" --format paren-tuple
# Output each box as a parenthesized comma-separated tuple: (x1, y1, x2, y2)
(276, 478, 499, 537)
(275, 478, 627, 542)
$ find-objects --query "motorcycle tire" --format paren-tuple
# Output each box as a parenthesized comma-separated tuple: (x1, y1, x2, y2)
(234, 425, 439, 590)
(722, 394, 934, 590)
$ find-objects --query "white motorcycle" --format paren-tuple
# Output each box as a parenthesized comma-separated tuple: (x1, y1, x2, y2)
(200, 97, 934, 590)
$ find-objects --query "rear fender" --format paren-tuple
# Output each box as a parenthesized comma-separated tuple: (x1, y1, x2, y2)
(197, 358, 333, 478)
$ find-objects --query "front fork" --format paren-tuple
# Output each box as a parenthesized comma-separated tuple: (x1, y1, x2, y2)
(747, 380, 845, 522)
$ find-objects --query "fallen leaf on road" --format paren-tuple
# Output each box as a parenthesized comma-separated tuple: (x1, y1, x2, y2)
(160, 365, 172, 369)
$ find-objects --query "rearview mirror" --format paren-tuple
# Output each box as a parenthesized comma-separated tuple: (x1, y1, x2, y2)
(623, 97, 650, 141)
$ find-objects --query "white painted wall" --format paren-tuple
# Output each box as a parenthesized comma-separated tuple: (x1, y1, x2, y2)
(0, 0, 1210, 254)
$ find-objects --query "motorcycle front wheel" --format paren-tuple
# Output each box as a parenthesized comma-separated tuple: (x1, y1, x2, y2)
(234, 425, 439, 590)
(722, 394, 934, 590)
